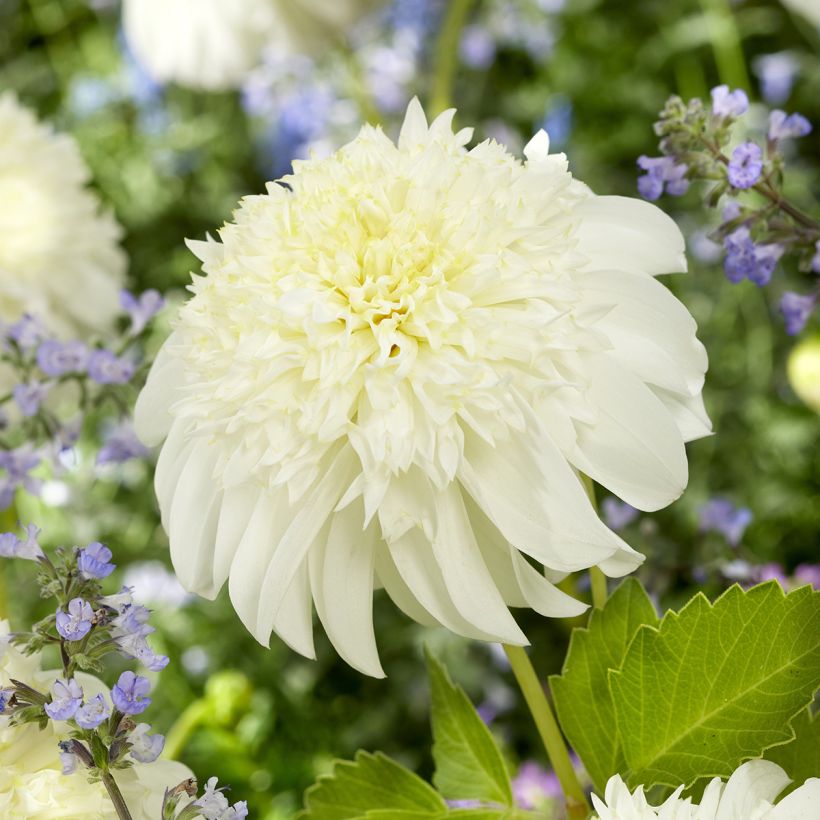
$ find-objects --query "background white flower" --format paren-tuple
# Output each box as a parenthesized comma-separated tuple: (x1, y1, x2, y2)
(136, 100, 709, 676)
(0, 93, 125, 338)
(0, 623, 191, 819)
(592, 759, 820, 819)
(122, 0, 383, 92)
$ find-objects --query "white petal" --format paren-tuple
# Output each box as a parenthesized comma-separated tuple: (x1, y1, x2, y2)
(570, 355, 688, 512)
(153, 419, 193, 530)
(374, 544, 440, 627)
(270, 557, 315, 659)
(134, 338, 184, 447)
(459, 425, 635, 573)
(212, 484, 260, 592)
(309, 502, 384, 677)
(715, 761, 790, 819)
(432, 485, 527, 644)
(769, 778, 820, 819)
(398, 96, 429, 150)
(524, 129, 550, 161)
(575, 195, 687, 276)
(255, 445, 358, 641)
(651, 385, 712, 443)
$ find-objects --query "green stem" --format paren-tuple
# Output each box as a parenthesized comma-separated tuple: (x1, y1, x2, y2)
(162, 700, 209, 761)
(581, 474, 608, 609)
(100, 771, 134, 820)
(503, 645, 590, 819)
(697, 0, 750, 92)
(428, 0, 475, 115)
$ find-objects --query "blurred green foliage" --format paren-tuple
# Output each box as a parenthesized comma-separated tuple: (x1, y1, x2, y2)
(1, 0, 818, 817)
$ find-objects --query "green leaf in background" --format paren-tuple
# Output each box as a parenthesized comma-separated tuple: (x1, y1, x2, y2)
(550, 578, 659, 791)
(764, 708, 820, 795)
(425, 648, 513, 807)
(300, 750, 447, 820)
(609, 582, 820, 789)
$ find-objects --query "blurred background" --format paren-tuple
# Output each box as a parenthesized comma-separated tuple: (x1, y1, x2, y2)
(1, 0, 818, 816)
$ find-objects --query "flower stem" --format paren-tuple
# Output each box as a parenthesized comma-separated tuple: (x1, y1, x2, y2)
(100, 771, 134, 820)
(162, 700, 209, 761)
(503, 645, 590, 819)
(428, 0, 474, 115)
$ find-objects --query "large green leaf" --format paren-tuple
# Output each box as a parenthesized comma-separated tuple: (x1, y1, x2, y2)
(550, 578, 659, 791)
(609, 582, 820, 788)
(765, 708, 820, 794)
(425, 648, 513, 806)
(300, 751, 448, 819)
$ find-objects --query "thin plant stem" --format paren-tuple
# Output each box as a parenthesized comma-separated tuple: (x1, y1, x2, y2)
(162, 700, 209, 761)
(428, 0, 474, 115)
(581, 474, 609, 609)
(698, 0, 750, 92)
(503, 645, 590, 819)
(100, 771, 134, 820)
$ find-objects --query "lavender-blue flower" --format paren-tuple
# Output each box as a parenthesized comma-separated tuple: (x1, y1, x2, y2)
(87, 349, 135, 385)
(780, 292, 815, 336)
(78, 541, 116, 579)
(710, 84, 748, 118)
(55, 597, 95, 642)
(727, 142, 763, 189)
(111, 670, 152, 715)
(75, 693, 111, 729)
(44, 678, 83, 720)
(36, 339, 89, 376)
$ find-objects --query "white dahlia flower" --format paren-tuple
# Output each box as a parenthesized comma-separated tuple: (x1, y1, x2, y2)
(592, 760, 820, 819)
(0, 623, 191, 819)
(0, 93, 125, 338)
(122, 0, 382, 92)
(135, 100, 710, 676)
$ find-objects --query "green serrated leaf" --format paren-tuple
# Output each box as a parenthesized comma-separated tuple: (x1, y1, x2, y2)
(301, 751, 447, 820)
(765, 708, 820, 794)
(550, 578, 659, 791)
(425, 648, 513, 807)
(609, 582, 820, 789)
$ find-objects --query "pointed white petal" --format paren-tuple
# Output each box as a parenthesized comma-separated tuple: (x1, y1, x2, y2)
(575, 195, 687, 276)
(651, 385, 712, 443)
(212, 484, 260, 592)
(374, 544, 440, 627)
(310, 502, 384, 677)
(153, 420, 193, 530)
(715, 760, 790, 820)
(524, 129, 550, 161)
(270, 558, 315, 659)
(398, 96, 429, 150)
(570, 355, 688, 511)
(134, 338, 184, 447)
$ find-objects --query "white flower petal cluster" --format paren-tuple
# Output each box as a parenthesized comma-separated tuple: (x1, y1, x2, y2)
(0, 93, 125, 338)
(0, 623, 191, 819)
(122, 0, 382, 91)
(136, 100, 709, 676)
(592, 760, 820, 819)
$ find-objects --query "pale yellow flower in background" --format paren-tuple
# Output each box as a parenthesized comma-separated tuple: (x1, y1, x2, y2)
(592, 760, 820, 819)
(136, 99, 710, 676)
(0, 93, 125, 338)
(122, 0, 383, 92)
(787, 335, 820, 413)
(0, 624, 191, 819)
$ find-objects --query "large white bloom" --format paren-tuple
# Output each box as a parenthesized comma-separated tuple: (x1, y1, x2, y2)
(122, 0, 382, 91)
(0, 623, 191, 819)
(592, 760, 820, 819)
(0, 93, 125, 338)
(136, 100, 710, 676)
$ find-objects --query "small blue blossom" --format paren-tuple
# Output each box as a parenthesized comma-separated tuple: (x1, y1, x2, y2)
(722, 227, 783, 285)
(637, 155, 689, 200)
(6, 315, 45, 350)
(727, 142, 763, 189)
(748, 242, 784, 286)
(0, 688, 13, 713)
(119, 289, 165, 336)
(44, 678, 83, 720)
(87, 350, 135, 385)
(56, 597, 95, 642)
(128, 722, 165, 763)
(710, 84, 748, 118)
(13, 381, 49, 417)
(512, 761, 562, 809)
(460, 25, 496, 69)
(78, 541, 116, 579)
(97, 422, 149, 465)
(0, 524, 44, 561)
(36, 339, 89, 376)
(753, 52, 798, 105)
(111, 670, 151, 715)
(602, 497, 639, 531)
(194, 777, 249, 820)
(75, 693, 111, 729)
(780, 292, 815, 335)
(768, 109, 812, 141)
(0, 446, 41, 509)
(699, 498, 752, 546)
(111, 603, 169, 671)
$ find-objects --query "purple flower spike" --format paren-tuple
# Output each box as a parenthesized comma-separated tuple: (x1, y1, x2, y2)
(723, 227, 756, 283)
(120, 289, 165, 336)
(112, 671, 152, 715)
(780, 292, 815, 336)
(636, 155, 689, 200)
(6, 315, 45, 350)
(87, 350, 135, 385)
(56, 598, 95, 641)
(36, 340, 89, 376)
(711, 84, 749, 118)
(13, 381, 49, 417)
(97, 422, 149, 465)
(699, 497, 753, 546)
(749, 243, 784, 286)
(602, 497, 640, 531)
(727, 142, 763, 189)
(75, 693, 111, 729)
(78, 541, 116, 579)
(0, 524, 44, 561)
(794, 564, 820, 590)
(0, 446, 41, 510)
(768, 109, 812, 141)
(44, 678, 83, 720)
(512, 761, 562, 809)
(129, 723, 165, 763)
